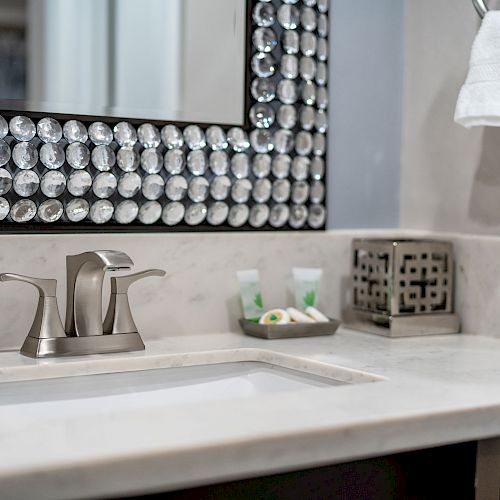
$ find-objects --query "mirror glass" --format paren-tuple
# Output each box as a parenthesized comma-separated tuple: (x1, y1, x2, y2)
(0, 0, 247, 125)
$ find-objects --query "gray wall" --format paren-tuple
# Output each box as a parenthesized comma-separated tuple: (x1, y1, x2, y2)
(400, 0, 500, 235)
(328, 0, 404, 229)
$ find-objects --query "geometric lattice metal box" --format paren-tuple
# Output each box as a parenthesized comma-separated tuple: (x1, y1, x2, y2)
(347, 239, 460, 337)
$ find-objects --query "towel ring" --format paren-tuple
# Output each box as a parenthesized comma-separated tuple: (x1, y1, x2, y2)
(473, 0, 489, 18)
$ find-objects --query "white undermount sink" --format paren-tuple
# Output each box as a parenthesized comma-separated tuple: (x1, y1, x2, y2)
(0, 349, 384, 410)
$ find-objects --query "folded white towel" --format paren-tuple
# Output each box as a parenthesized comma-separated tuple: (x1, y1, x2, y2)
(455, 11, 500, 128)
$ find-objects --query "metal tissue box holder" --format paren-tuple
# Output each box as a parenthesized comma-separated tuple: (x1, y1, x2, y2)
(345, 239, 460, 338)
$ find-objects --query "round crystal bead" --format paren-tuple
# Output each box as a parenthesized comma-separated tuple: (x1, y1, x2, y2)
(165, 175, 188, 201)
(66, 142, 90, 169)
(231, 179, 252, 203)
(250, 103, 275, 129)
(37, 117, 62, 143)
(40, 143, 65, 169)
(206, 126, 228, 151)
(282, 30, 299, 54)
(66, 198, 90, 222)
(277, 80, 298, 104)
(311, 157, 325, 180)
(295, 131, 313, 155)
(207, 202, 229, 226)
(277, 105, 298, 129)
(63, 120, 88, 144)
(162, 202, 185, 226)
(301, 32, 317, 56)
(209, 151, 229, 176)
(310, 180, 325, 203)
(41, 171, 66, 198)
(161, 125, 184, 149)
(118, 172, 142, 198)
(270, 204, 290, 228)
(141, 149, 163, 174)
(289, 205, 308, 229)
(252, 154, 271, 178)
(90, 200, 114, 224)
(92, 172, 117, 199)
(291, 181, 310, 204)
(252, 2, 275, 27)
(13, 142, 38, 170)
(250, 129, 274, 153)
(114, 122, 137, 147)
(301, 7, 317, 31)
(38, 199, 63, 223)
(272, 179, 291, 203)
(10, 199, 36, 223)
(308, 204, 326, 228)
(164, 149, 185, 175)
(291, 156, 310, 180)
(183, 125, 206, 151)
(227, 128, 250, 152)
(67, 170, 92, 196)
(89, 122, 113, 145)
(210, 175, 231, 201)
(142, 174, 165, 201)
(117, 147, 140, 172)
(251, 78, 276, 103)
(272, 154, 292, 179)
(139, 201, 162, 225)
(251, 52, 276, 78)
(138, 123, 161, 148)
(231, 153, 250, 179)
(228, 204, 249, 227)
(92, 145, 116, 172)
(273, 129, 294, 154)
(253, 27, 277, 53)
(253, 178, 272, 203)
(277, 5, 299, 29)
(9, 116, 36, 141)
(249, 204, 270, 228)
(13, 170, 39, 197)
(115, 200, 139, 224)
(184, 203, 207, 226)
(187, 150, 208, 176)
(281, 54, 299, 79)
(188, 177, 209, 202)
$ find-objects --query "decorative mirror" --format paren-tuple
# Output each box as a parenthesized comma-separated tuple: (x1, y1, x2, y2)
(0, 0, 328, 232)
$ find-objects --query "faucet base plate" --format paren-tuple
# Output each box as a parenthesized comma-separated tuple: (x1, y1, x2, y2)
(20, 332, 145, 358)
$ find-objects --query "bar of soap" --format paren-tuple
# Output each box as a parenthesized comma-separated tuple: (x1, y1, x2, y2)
(305, 306, 329, 323)
(286, 307, 315, 323)
(259, 309, 290, 325)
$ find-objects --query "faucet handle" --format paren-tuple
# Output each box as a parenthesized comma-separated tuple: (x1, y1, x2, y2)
(0, 273, 66, 339)
(103, 269, 166, 335)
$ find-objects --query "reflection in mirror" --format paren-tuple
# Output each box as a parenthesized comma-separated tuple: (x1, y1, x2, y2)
(0, 0, 246, 125)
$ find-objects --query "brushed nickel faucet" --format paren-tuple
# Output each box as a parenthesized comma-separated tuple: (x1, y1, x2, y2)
(0, 250, 165, 358)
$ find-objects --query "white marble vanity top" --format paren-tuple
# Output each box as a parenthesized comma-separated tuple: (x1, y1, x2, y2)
(2, 328, 500, 499)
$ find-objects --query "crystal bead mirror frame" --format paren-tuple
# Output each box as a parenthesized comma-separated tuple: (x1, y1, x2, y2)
(0, 0, 328, 233)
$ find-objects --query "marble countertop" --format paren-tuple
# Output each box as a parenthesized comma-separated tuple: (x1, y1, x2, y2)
(2, 328, 500, 499)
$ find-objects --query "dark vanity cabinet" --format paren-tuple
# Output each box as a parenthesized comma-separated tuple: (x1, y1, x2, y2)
(129, 442, 477, 500)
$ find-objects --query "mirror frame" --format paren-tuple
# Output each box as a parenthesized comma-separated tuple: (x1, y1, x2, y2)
(0, 0, 328, 233)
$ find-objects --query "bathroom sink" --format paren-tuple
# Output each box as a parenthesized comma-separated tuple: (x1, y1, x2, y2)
(0, 350, 384, 410)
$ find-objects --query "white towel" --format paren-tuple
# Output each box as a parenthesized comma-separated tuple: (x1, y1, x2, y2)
(455, 11, 500, 128)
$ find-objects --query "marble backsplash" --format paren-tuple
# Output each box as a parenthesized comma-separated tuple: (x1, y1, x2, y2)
(0, 229, 498, 351)
(0, 231, 368, 350)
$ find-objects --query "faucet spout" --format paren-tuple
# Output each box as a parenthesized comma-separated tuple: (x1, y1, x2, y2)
(65, 251, 133, 337)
